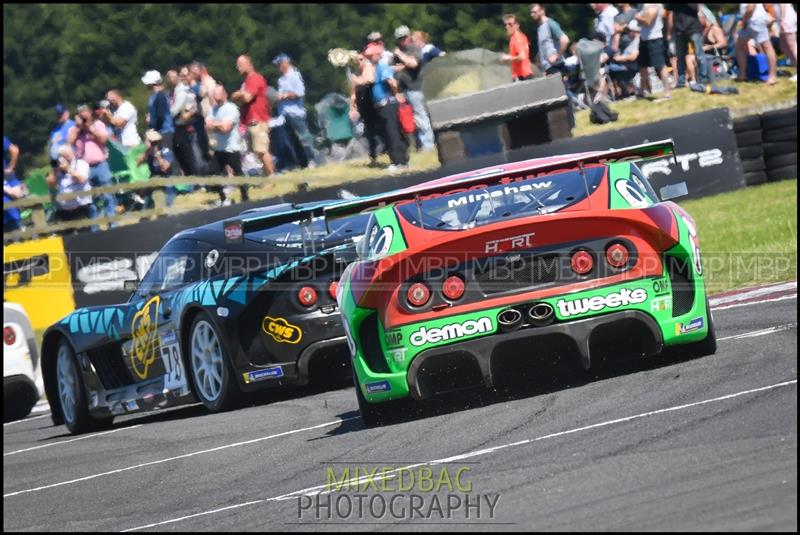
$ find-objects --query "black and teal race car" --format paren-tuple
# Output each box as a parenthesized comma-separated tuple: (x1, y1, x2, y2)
(40, 202, 369, 434)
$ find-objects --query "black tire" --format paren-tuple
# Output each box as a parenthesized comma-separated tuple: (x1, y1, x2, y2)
(187, 312, 242, 412)
(760, 107, 797, 129)
(736, 130, 762, 146)
(765, 152, 797, 169)
(763, 141, 797, 157)
(55, 340, 114, 434)
(740, 157, 766, 173)
(3, 386, 37, 423)
(743, 170, 768, 185)
(733, 115, 761, 133)
(766, 164, 798, 182)
(353, 371, 407, 427)
(763, 125, 797, 143)
(737, 145, 763, 160)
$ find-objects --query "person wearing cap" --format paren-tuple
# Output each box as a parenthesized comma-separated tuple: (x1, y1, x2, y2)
(49, 104, 75, 168)
(232, 54, 275, 178)
(67, 104, 117, 218)
(142, 70, 176, 162)
(392, 25, 435, 151)
(608, 19, 642, 98)
(366, 31, 396, 65)
(273, 53, 320, 168)
(45, 144, 96, 225)
(137, 129, 178, 207)
(501, 14, 534, 81)
(364, 41, 409, 171)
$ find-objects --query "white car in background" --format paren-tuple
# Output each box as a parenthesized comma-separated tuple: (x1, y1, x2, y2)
(4, 302, 43, 422)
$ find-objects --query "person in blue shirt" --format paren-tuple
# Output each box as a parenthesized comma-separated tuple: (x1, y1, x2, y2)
(364, 42, 409, 171)
(49, 104, 75, 167)
(4, 135, 25, 232)
(273, 53, 321, 168)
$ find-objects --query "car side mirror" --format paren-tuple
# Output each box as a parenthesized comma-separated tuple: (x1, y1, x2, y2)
(660, 182, 688, 201)
(123, 279, 139, 293)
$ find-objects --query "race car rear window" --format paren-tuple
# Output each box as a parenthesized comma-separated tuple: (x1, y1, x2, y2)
(246, 213, 370, 249)
(396, 165, 605, 231)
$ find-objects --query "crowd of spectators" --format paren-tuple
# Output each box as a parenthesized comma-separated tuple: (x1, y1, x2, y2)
(3, 4, 797, 234)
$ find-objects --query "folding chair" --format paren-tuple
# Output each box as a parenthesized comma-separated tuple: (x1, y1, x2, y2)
(575, 38, 614, 105)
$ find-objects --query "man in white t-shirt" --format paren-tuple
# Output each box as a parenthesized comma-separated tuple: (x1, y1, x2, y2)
(591, 3, 620, 47)
(206, 84, 247, 205)
(736, 3, 778, 84)
(105, 89, 142, 147)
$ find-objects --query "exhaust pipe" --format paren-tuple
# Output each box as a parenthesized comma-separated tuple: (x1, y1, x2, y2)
(497, 308, 523, 332)
(528, 302, 554, 326)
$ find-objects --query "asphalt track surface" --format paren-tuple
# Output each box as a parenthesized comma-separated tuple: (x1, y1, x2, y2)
(3, 287, 797, 531)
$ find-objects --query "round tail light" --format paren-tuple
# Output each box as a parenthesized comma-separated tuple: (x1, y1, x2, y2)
(442, 275, 465, 300)
(297, 286, 318, 307)
(606, 243, 630, 268)
(571, 250, 594, 275)
(328, 281, 339, 300)
(3, 326, 17, 346)
(407, 282, 431, 307)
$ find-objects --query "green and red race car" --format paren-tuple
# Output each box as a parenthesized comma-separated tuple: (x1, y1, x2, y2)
(328, 140, 716, 425)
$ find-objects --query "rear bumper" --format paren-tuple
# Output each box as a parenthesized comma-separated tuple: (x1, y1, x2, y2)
(406, 310, 663, 400)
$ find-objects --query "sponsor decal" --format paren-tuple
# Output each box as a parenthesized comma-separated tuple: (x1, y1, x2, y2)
(384, 330, 403, 349)
(130, 296, 161, 380)
(650, 296, 672, 312)
(205, 249, 219, 268)
(262, 316, 303, 344)
(652, 278, 670, 295)
(370, 226, 393, 259)
(217, 307, 229, 318)
(409, 317, 493, 347)
(615, 179, 649, 208)
(557, 288, 648, 318)
(675, 317, 704, 335)
(125, 399, 139, 411)
(387, 347, 408, 364)
(243, 366, 284, 383)
(365, 380, 391, 393)
(161, 330, 177, 345)
(681, 216, 703, 275)
(223, 220, 244, 243)
(485, 232, 535, 254)
(446, 182, 553, 209)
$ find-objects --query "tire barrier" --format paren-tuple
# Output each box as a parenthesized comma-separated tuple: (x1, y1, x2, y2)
(735, 106, 797, 185)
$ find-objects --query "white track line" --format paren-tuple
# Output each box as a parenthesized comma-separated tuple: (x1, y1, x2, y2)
(710, 281, 797, 306)
(121, 378, 797, 532)
(3, 417, 358, 499)
(3, 414, 49, 427)
(718, 323, 797, 342)
(712, 293, 797, 311)
(4, 425, 143, 457)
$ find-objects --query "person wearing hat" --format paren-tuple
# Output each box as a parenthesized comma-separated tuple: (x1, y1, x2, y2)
(49, 104, 75, 168)
(136, 129, 178, 208)
(67, 103, 117, 219)
(392, 25, 435, 151)
(608, 19, 642, 98)
(45, 144, 96, 225)
(142, 70, 176, 164)
(364, 41, 409, 172)
(273, 53, 320, 168)
(366, 31, 396, 64)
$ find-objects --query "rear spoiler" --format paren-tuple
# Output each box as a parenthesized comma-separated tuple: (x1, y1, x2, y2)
(324, 139, 676, 219)
(223, 202, 341, 244)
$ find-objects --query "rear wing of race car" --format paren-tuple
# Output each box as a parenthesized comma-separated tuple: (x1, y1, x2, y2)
(222, 202, 340, 245)
(324, 139, 676, 219)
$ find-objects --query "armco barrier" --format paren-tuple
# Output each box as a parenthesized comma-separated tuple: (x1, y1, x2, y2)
(5, 107, 749, 322)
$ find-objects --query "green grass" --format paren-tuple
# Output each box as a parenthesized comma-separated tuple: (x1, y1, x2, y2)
(679, 179, 797, 294)
(574, 70, 797, 137)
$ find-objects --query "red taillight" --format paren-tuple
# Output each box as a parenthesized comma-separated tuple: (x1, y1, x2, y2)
(297, 286, 318, 307)
(571, 250, 594, 275)
(3, 326, 16, 346)
(606, 243, 630, 268)
(328, 280, 339, 300)
(407, 283, 431, 307)
(442, 275, 465, 300)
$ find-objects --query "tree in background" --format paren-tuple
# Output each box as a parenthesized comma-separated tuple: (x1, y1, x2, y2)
(3, 3, 597, 173)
